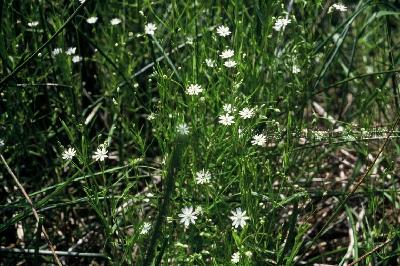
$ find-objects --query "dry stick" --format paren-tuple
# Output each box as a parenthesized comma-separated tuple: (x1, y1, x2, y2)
(300, 115, 400, 262)
(0, 154, 62, 266)
(0, 247, 107, 259)
(16, 83, 73, 89)
(347, 238, 391, 266)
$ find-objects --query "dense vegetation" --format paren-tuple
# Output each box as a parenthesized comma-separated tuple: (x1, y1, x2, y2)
(1, 0, 400, 265)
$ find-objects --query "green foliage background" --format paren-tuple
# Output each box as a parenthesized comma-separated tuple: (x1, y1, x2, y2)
(1, 0, 400, 265)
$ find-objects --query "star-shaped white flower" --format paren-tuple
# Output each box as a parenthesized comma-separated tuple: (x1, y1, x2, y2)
(292, 65, 301, 74)
(62, 147, 76, 160)
(223, 103, 236, 113)
(147, 113, 156, 121)
(220, 49, 234, 59)
(216, 25, 231, 37)
(28, 21, 39, 27)
(273, 17, 291, 31)
(52, 48, 63, 56)
(65, 47, 76, 55)
(205, 58, 215, 68)
(178, 206, 198, 228)
(239, 107, 254, 119)
(140, 222, 151, 235)
(110, 18, 122, 25)
(219, 113, 235, 126)
(72, 55, 82, 63)
(229, 207, 249, 229)
(224, 60, 237, 68)
(195, 169, 211, 184)
(86, 16, 98, 24)
(186, 84, 203, 95)
(177, 123, 190, 135)
(144, 23, 157, 36)
(231, 252, 240, 264)
(245, 251, 252, 258)
(92, 146, 108, 161)
(251, 134, 266, 147)
(229, 208, 250, 228)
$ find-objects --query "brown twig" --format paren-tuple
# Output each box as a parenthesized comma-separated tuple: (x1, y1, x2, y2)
(0, 154, 63, 266)
(347, 238, 391, 266)
(297, 115, 400, 263)
(0, 247, 107, 258)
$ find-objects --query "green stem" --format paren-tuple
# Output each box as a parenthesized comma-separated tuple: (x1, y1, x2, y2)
(0, 1, 87, 87)
(142, 135, 188, 266)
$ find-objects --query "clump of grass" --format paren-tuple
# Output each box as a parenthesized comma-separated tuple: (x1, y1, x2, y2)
(1, 0, 400, 265)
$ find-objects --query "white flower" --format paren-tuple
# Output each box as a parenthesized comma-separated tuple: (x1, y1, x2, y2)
(140, 222, 151, 235)
(110, 18, 122, 25)
(273, 17, 291, 31)
(147, 113, 156, 121)
(245, 251, 253, 258)
(216, 25, 231, 37)
(145, 23, 157, 36)
(239, 107, 254, 119)
(335, 4, 348, 12)
(186, 37, 194, 45)
(92, 146, 108, 161)
(328, 3, 347, 13)
(220, 49, 234, 59)
(72, 55, 82, 63)
(65, 47, 76, 55)
(62, 147, 76, 160)
(219, 113, 235, 126)
(0, 139, 4, 148)
(178, 206, 198, 228)
(229, 207, 250, 229)
(28, 21, 39, 27)
(86, 16, 98, 24)
(223, 104, 236, 113)
(292, 65, 301, 74)
(177, 123, 190, 135)
(231, 252, 240, 264)
(52, 48, 63, 56)
(251, 134, 266, 147)
(195, 206, 203, 215)
(205, 58, 216, 68)
(195, 169, 211, 184)
(186, 84, 203, 95)
(224, 60, 237, 68)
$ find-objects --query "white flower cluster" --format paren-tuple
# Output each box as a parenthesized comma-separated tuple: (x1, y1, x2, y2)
(51, 46, 84, 64)
(328, 3, 348, 13)
(218, 105, 255, 126)
(178, 206, 250, 230)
